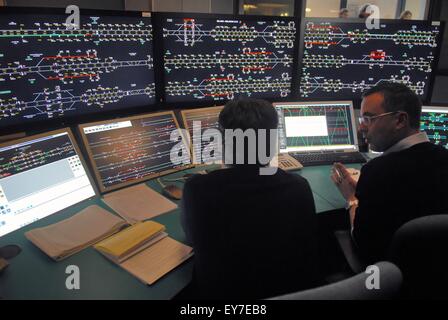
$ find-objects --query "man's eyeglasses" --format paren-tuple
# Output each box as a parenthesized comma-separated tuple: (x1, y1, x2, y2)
(358, 111, 400, 126)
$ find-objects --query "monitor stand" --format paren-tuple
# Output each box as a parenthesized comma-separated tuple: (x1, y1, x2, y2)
(0, 245, 22, 260)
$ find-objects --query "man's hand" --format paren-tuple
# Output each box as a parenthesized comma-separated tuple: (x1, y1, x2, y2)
(331, 162, 357, 201)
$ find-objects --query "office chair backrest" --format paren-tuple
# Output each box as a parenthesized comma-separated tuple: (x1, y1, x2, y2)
(388, 214, 448, 299)
(268, 261, 402, 300)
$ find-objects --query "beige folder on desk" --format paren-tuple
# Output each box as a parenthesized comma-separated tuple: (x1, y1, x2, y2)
(101, 183, 178, 224)
(95, 221, 193, 285)
(25, 205, 128, 261)
(120, 237, 193, 285)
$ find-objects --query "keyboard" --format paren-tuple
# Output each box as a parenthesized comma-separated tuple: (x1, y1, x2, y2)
(290, 151, 367, 166)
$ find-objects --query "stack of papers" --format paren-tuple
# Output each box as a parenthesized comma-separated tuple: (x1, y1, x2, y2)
(25, 205, 128, 261)
(94, 221, 167, 263)
(95, 221, 193, 285)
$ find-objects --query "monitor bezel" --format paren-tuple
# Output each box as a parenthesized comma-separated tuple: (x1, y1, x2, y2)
(152, 11, 300, 108)
(0, 6, 159, 135)
(0, 127, 99, 237)
(297, 18, 445, 106)
(273, 100, 359, 153)
(422, 105, 448, 113)
(78, 110, 193, 194)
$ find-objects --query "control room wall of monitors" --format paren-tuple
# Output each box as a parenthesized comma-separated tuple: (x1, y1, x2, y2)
(0, 8, 156, 132)
(299, 19, 443, 102)
(1, 9, 445, 134)
(421, 106, 448, 149)
(78, 111, 191, 193)
(157, 13, 298, 104)
(0, 129, 97, 237)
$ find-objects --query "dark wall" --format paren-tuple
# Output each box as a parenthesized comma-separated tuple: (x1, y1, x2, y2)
(430, 0, 448, 104)
(431, 76, 448, 104)
(5, 0, 124, 10)
(437, 1, 448, 71)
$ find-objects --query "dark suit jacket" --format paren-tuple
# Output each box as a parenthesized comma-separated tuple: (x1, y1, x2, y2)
(353, 142, 448, 263)
(181, 166, 320, 299)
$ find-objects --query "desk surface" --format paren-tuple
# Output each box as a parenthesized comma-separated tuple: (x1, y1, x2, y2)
(0, 164, 361, 299)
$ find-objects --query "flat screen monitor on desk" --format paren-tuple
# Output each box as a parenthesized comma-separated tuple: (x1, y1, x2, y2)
(79, 111, 191, 193)
(273, 101, 366, 166)
(421, 106, 448, 149)
(180, 105, 223, 164)
(0, 129, 96, 237)
(0, 8, 156, 131)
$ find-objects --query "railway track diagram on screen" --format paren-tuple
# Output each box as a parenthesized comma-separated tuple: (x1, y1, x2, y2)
(82, 113, 190, 189)
(0, 13, 156, 128)
(162, 17, 296, 102)
(299, 21, 441, 100)
(0, 134, 76, 178)
(421, 112, 448, 148)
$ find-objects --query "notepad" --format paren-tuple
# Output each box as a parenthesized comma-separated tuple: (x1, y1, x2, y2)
(120, 237, 193, 285)
(25, 205, 128, 261)
(94, 221, 167, 263)
(95, 221, 193, 285)
(101, 184, 178, 224)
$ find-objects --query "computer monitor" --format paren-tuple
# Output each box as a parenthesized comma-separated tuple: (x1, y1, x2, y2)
(0, 9, 156, 130)
(79, 111, 191, 193)
(421, 106, 448, 149)
(0, 129, 96, 238)
(273, 101, 359, 153)
(181, 105, 224, 164)
(159, 14, 297, 103)
(299, 19, 443, 101)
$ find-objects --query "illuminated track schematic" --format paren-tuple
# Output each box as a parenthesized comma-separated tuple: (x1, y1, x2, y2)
(303, 23, 438, 48)
(300, 21, 441, 100)
(164, 18, 295, 47)
(0, 134, 76, 178)
(0, 84, 155, 119)
(81, 113, 190, 190)
(0, 13, 156, 128)
(0, 19, 152, 45)
(162, 17, 296, 102)
(421, 111, 448, 148)
(1, 50, 153, 84)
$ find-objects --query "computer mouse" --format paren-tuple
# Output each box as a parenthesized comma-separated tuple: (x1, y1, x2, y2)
(162, 185, 183, 200)
(0, 244, 21, 260)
